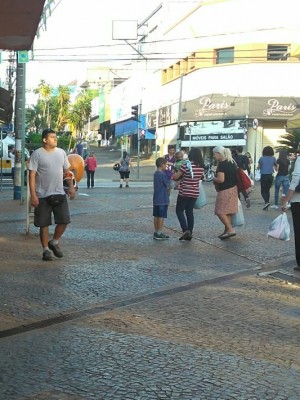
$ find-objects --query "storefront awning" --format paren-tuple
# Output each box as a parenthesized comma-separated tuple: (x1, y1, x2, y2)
(0, 0, 46, 50)
(181, 94, 249, 122)
(115, 115, 155, 139)
(177, 95, 300, 123)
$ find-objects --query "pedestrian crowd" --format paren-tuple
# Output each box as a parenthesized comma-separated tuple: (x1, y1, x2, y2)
(27, 129, 300, 272)
(152, 144, 300, 273)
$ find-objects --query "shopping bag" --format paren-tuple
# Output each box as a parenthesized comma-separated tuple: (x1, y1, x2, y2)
(231, 200, 245, 227)
(236, 168, 252, 192)
(254, 170, 261, 181)
(194, 181, 207, 209)
(267, 212, 290, 241)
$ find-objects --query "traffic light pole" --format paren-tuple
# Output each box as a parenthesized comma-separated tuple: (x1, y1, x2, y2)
(131, 104, 141, 180)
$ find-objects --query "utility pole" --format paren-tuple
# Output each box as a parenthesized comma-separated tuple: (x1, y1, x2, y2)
(14, 62, 26, 202)
(137, 103, 141, 180)
(176, 74, 184, 150)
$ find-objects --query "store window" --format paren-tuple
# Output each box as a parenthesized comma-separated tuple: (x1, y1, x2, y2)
(216, 47, 234, 64)
(267, 45, 289, 60)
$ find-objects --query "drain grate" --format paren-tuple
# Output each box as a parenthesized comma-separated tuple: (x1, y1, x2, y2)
(259, 269, 300, 286)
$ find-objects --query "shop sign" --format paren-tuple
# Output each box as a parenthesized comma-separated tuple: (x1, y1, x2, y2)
(181, 119, 247, 147)
(157, 104, 178, 126)
(181, 94, 248, 122)
(262, 98, 296, 117)
(146, 110, 157, 129)
(249, 97, 300, 119)
(188, 132, 245, 141)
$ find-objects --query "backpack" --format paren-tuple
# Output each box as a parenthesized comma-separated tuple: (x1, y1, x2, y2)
(120, 157, 129, 171)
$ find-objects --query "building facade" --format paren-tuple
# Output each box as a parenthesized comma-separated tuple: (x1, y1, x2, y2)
(107, 0, 300, 162)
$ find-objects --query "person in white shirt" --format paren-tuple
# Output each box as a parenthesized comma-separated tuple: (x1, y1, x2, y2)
(8, 147, 15, 180)
(282, 143, 300, 272)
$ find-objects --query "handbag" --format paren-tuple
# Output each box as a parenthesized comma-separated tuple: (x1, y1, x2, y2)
(113, 163, 120, 171)
(267, 212, 290, 241)
(236, 167, 251, 192)
(194, 181, 207, 209)
(231, 199, 245, 227)
(45, 194, 66, 206)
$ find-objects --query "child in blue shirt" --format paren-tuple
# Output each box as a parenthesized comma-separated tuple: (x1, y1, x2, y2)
(153, 157, 170, 240)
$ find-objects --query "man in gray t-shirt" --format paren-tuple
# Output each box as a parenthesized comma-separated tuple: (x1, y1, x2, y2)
(29, 128, 76, 261)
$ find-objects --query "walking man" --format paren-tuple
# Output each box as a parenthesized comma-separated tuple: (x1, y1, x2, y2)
(29, 128, 76, 261)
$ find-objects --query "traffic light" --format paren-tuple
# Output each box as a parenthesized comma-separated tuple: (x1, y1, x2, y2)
(131, 105, 139, 122)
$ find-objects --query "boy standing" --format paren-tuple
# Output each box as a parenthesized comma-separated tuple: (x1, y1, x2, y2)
(153, 157, 170, 240)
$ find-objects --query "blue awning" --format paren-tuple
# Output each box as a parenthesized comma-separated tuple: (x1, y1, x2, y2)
(145, 130, 155, 139)
(115, 119, 137, 136)
(115, 115, 155, 139)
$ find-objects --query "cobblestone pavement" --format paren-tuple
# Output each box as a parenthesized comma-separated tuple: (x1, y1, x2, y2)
(0, 146, 299, 399)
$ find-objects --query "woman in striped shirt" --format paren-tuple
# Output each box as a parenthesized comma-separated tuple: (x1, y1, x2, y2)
(172, 147, 205, 240)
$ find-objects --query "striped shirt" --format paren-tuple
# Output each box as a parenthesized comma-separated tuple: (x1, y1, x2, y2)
(178, 161, 204, 198)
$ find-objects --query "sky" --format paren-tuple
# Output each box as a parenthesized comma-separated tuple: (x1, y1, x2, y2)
(25, 0, 162, 89)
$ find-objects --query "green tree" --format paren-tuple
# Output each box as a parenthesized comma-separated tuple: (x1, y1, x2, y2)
(276, 129, 300, 176)
(55, 85, 71, 131)
(34, 80, 52, 128)
(275, 129, 300, 153)
(26, 103, 44, 133)
(68, 91, 92, 135)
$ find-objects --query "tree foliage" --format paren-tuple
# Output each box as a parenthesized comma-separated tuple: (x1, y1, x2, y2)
(26, 131, 75, 152)
(275, 129, 300, 153)
(68, 91, 93, 135)
(26, 80, 94, 138)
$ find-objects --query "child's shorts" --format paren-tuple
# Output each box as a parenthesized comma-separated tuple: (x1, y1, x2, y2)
(153, 204, 168, 218)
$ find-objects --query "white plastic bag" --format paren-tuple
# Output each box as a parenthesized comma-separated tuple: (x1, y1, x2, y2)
(194, 181, 207, 209)
(267, 212, 290, 241)
(231, 199, 245, 227)
(254, 169, 261, 181)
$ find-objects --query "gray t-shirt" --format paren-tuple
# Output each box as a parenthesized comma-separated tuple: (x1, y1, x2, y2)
(29, 147, 70, 198)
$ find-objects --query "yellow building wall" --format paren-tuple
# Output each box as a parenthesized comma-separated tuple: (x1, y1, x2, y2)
(162, 42, 300, 84)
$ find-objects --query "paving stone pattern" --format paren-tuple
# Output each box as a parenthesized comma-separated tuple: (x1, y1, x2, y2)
(0, 146, 299, 399)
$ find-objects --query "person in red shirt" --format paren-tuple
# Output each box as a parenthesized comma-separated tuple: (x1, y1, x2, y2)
(84, 152, 97, 189)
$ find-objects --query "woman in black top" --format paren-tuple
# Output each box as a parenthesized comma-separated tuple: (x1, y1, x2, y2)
(270, 149, 290, 209)
(213, 146, 238, 240)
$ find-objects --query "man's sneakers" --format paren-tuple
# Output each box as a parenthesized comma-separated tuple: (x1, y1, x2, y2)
(263, 202, 270, 210)
(42, 242, 64, 261)
(179, 230, 193, 241)
(270, 204, 279, 209)
(48, 240, 64, 258)
(153, 232, 169, 240)
(42, 250, 53, 261)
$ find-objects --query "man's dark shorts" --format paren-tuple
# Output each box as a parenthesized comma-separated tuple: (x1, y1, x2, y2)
(153, 204, 168, 219)
(34, 196, 70, 227)
(119, 171, 130, 179)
